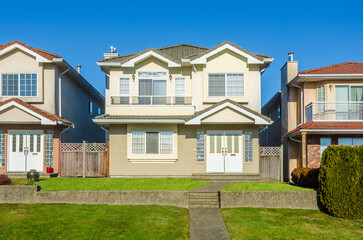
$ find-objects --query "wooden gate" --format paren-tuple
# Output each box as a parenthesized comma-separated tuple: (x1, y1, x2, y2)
(260, 146, 282, 181)
(61, 142, 108, 177)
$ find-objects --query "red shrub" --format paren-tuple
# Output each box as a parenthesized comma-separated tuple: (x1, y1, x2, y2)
(0, 174, 13, 185)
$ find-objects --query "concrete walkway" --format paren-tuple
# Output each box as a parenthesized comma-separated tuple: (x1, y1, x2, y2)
(189, 181, 235, 240)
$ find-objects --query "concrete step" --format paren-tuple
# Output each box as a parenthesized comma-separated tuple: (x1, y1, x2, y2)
(192, 173, 261, 181)
(189, 204, 220, 209)
(189, 192, 219, 198)
(189, 199, 220, 205)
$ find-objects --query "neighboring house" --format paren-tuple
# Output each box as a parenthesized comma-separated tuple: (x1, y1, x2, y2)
(259, 90, 281, 146)
(95, 41, 273, 177)
(266, 52, 363, 180)
(0, 41, 105, 174)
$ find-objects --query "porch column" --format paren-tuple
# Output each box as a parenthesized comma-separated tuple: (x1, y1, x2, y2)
(301, 132, 307, 167)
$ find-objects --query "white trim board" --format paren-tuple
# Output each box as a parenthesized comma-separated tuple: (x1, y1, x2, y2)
(190, 44, 264, 65)
(122, 51, 181, 67)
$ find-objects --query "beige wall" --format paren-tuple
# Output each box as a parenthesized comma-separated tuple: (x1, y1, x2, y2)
(108, 123, 260, 176)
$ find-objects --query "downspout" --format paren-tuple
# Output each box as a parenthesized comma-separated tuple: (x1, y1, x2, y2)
(58, 67, 70, 118)
(289, 136, 302, 143)
(192, 64, 197, 108)
(290, 82, 304, 125)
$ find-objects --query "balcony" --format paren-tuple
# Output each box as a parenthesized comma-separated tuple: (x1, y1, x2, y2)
(305, 101, 363, 122)
(110, 96, 193, 105)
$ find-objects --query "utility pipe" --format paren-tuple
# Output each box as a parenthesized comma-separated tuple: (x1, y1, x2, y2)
(58, 67, 70, 118)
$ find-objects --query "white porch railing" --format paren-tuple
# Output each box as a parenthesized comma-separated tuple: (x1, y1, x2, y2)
(110, 96, 193, 105)
(305, 101, 363, 122)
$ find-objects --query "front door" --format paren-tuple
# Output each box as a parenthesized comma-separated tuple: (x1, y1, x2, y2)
(206, 131, 243, 173)
(7, 130, 44, 172)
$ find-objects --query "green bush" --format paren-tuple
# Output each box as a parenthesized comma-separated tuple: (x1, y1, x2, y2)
(319, 145, 363, 219)
(291, 167, 319, 188)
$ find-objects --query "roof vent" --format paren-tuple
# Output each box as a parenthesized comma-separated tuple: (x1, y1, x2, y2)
(288, 52, 294, 62)
(110, 46, 117, 53)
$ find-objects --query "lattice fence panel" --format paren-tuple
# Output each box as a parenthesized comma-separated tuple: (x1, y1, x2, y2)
(260, 146, 281, 156)
(86, 143, 107, 152)
(61, 143, 83, 152)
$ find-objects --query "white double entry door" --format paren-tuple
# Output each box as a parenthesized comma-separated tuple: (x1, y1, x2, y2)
(206, 131, 243, 173)
(7, 130, 44, 172)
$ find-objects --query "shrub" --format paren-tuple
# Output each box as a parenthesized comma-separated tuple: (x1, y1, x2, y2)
(319, 145, 363, 219)
(291, 167, 319, 188)
(0, 174, 13, 185)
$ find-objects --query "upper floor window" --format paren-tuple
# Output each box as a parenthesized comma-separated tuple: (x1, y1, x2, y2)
(208, 73, 244, 97)
(277, 107, 281, 119)
(138, 72, 167, 104)
(175, 77, 185, 96)
(119, 78, 130, 95)
(335, 85, 363, 102)
(2, 73, 37, 97)
(98, 107, 102, 115)
(317, 85, 325, 114)
(89, 101, 93, 114)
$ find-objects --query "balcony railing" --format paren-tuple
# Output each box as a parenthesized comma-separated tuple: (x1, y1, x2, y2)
(305, 101, 363, 122)
(110, 96, 193, 105)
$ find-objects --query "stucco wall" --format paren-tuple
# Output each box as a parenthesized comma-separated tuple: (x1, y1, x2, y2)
(59, 68, 105, 143)
(109, 124, 260, 176)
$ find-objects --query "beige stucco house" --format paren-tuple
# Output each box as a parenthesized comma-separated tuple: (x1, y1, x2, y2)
(264, 53, 363, 180)
(95, 41, 273, 177)
(0, 41, 105, 174)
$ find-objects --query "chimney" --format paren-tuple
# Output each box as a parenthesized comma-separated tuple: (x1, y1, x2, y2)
(104, 45, 119, 59)
(288, 52, 294, 62)
(77, 65, 81, 74)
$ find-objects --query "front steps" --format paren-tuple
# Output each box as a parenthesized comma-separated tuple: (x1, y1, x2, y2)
(189, 191, 220, 208)
(192, 173, 261, 181)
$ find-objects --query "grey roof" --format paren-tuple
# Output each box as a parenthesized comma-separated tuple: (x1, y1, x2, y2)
(99, 41, 271, 64)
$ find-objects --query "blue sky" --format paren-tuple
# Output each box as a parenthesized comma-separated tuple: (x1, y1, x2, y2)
(1, 0, 362, 105)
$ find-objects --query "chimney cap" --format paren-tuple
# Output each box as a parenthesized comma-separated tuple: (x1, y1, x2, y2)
(288, 52, 294, 61)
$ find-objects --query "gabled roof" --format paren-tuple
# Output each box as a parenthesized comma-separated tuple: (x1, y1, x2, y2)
(0, 98, 73, 126)
(185, 99, 272, 125)
(98, 41, 272, 67)
(299, 62, 363, 75)
(286, 121, 363, 136)
(0, 40, 61, 61)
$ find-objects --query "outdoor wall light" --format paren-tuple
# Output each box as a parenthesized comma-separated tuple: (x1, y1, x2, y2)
(329, 83, 333, 91)
(132, 74, 135, 81)
(169, 74, 172, 81)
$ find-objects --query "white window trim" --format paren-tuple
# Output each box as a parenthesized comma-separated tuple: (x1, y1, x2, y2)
(132, 131, 173, 155)
(1, 73, 38, 97)
(208, 73, 245, 97)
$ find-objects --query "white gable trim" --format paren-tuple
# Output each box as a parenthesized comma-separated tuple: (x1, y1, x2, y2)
(121, 51, 181, 67)
(190, 44, 264, 65)
(0, 101, 56, 125)
(0, 43, 52, 63)
(185, 102, 271, 125)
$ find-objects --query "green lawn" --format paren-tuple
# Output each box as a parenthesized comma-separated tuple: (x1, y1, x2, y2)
(222, 208, 363, 240)
(222, 182, 314, 191)
(11, 177, 211, 191)
(0, 204, 189, 240)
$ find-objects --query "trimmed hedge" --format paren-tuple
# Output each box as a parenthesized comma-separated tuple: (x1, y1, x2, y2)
(291, 167, 319, 188)
(319, 145, 363, 219)
(0, 175, 13, 185)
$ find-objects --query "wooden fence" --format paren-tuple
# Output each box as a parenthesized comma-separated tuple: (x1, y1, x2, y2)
(61, 142, 108, 177)
(260, 146, 282, 181)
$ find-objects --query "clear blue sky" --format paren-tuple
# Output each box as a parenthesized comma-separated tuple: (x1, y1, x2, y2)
(1, 0, 362, 105)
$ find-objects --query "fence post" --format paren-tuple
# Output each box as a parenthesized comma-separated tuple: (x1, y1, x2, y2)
(82, 141, 86, 178)
(280, 144, 284, 182)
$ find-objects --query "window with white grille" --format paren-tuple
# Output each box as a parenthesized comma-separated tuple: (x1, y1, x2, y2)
(208, 73, 244, 97)
(119, 78, 130, 95)
(175, 78, 185, 96)
(132, 131, 173, 154)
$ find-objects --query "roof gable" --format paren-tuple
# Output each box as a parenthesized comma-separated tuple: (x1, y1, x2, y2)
(190, 42, 265, 65)
(185, 99, 272, 125)
(121, 49, 181, 67)
(0, 41, 61, 62)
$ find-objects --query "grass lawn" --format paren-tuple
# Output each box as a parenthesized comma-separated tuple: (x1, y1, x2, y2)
(0, 204, 189, 240)
(222, 182, 314, 191)
(222, 208, 363, 240)
(11, 177, 211, 191)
